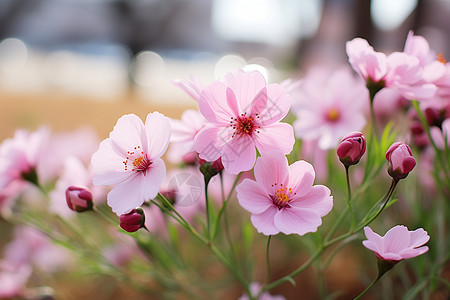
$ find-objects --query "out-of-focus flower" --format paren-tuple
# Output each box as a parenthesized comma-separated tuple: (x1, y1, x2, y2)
(172, 75, 203, 101)
(65, 186, 93, 212)
(119, 208, 145, 232)
(168, 109, 206, 164)
(385, 142, 416, 180)
(362, 225, 430, 261)
(238, 282, 286, 300)
(292, 67, 368, 149)
(346, 34, 438, 101)
(0, 127, 49, 190)
(236, 151, 333, 236)
(91, 112, 170, 216)
(194, 70, 294, 174)
(337, 132, 366, 167)
(0, 263, 31, 299)
(3, 226, 73, 273)
(49, 156, 105, 217)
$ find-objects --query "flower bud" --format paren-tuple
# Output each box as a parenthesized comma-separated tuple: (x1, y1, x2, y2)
(337, 132, 366, 166)
(66, 186, 93, 212)
(119, 208, 145, 232)
(385, 142, 416, 180)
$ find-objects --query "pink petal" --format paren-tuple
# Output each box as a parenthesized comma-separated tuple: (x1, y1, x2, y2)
(145, 112, 171, 159)
(383, 225, 411, 253)
(172, 75, 203, 101)
(107, 174, 146, 216)
(399, 246, 429, 259)
(236, 179, 273, 214)
(288, 160, 315, 198)
(194, 125, 223, 162)
(379, 252, 403, 261)
(362, 227, 384, 254)
(290, 185, 333, 217)
(226, 87, 240, 117)
(142, 158, 166, 198)
(221, 136, 256, 174)
(91, 139, 132, 186)
(227, 71, 267, 113)
(109, 114, 146, 157)
(254, 84, 291, 124)
(250, 205, 279, 235)
(253, 151, 289, 195)
(273, 207, 322, 235)
(408, 228, 430, 248)
(254, 123, 295, 155)
(199, 81, 236, 124)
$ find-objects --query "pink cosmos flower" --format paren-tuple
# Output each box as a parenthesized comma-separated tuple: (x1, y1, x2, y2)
(346, 35, 437, 101)
(91, 112, 171, 216)
(362, 225, 430, 261)
(168, 109, 206, 164)
(0, 263, 31, 299)
(337, 131, 366, 166)
(236, 151, 333, 236)
(194, 70, 294, 174)
(291, 67, 368, 149)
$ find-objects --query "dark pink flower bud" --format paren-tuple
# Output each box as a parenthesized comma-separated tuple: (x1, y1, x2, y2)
(119, 208, 145, 232)
(337, 132, 366, 166)
(66, 186, 93, 212)
(385, 142, 416, 180)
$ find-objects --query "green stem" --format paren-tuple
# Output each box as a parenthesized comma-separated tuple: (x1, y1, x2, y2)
(265, 235, 272, 285)
(353, 276, 380, 300)
(345, 165, 355, 229)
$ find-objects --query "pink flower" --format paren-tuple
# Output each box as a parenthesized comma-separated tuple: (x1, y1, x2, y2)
(168, 109, 206, 164)
(0, 127, 49, 190)
(236, 151, 333, 236)
(385, 142, 416, 180)
(363, 225, 430, 261)
(194, 70, 294, 174)
(291, 67, 368, 149)
(337, 132, 366, 166)
(239, 282, 286, 300)
(346, 35, 438, 101)
(91, 112, 171, 216)
(0, 264, 31, 299)
(346, 38, 388, 84)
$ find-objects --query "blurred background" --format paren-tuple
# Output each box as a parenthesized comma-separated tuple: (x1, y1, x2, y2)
(1, 0, 450, 140)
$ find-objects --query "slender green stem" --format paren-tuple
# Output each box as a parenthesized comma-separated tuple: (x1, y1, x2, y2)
(345, 165, 355, 228)
(204, 177, 212, 239)
(265, 235, 272, 285)
(353, 276, 380, 300)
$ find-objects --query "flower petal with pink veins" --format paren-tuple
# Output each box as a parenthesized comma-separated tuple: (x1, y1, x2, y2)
(227, 71, 267, 112)
(141, 158, 166, 198)
(253, 151, 288, 194)
(290, 185, 333, 217)
(199, 81, 236, 124)
(288, 161, 315, 198)
(408, 228, 431, 248)
(254, 123, 295, 155)
(221, 136, 256, 174)
(250, 206, 279, 235)
(383, 225, 411, 253)
(236, 179, 273, 214)
(92, 139, 132, 186)
(274, 207, 321, 235)
(255, 84, 291, 125)
(109, 114, 146, 157)
(145, 112, 171, 159)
